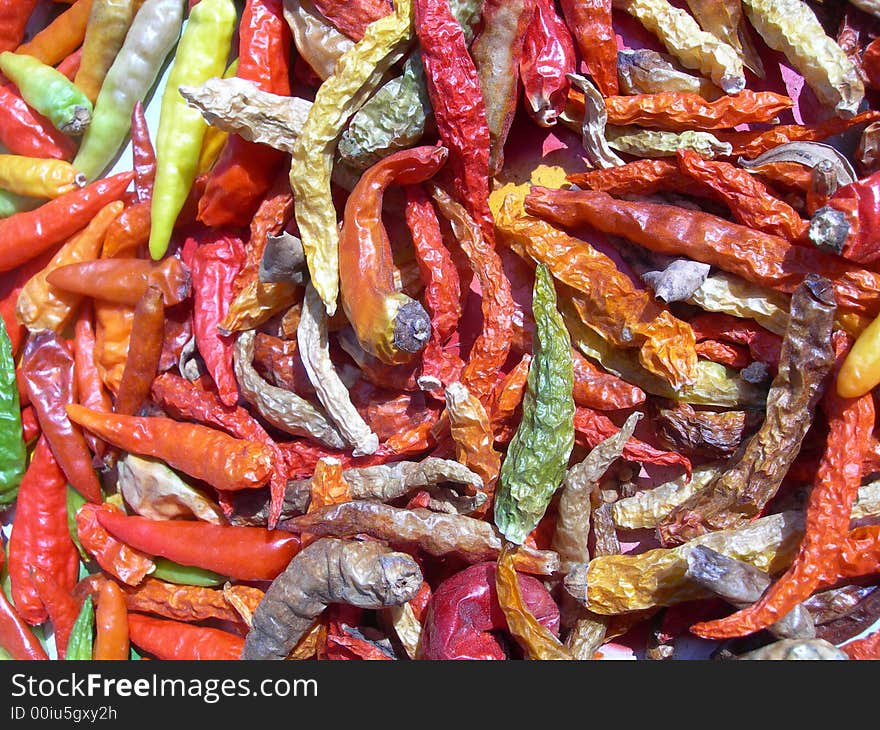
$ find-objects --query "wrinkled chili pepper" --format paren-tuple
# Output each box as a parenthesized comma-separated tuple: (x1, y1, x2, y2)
(21, 332, 103, 503)
(93, 579, 129, 660)
(524, 187, 880, 319)
(566, 158, 689, 198)
(313, 0, 391, 39)
(128, 613, 244, 660)
(130, 101, 156, 204)
(559, 0, 615, 96)
(341, 147, 443, 365)
(691, 335, 875, 639)
(76, 502, 155, 586)
(7, 437, 80, 625)
(571, 349, 646, 411)
(655, 403, 758, 460)
(809, 168, 880, 264)
(114, 286, 164, 416)
(689, 313, 782, 368)
(841, 629, 880, 660)
(96, 510, 300, 582)
(519, 0, 574, 128)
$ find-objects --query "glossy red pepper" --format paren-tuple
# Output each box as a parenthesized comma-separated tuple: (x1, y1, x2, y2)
(809, 168, 880, 264)
(130, 100, 156, 204)
(0, 79, 76, 159)
(0, 0, 39, 52)
(559, 0, 616, 96)
(0, 584, 48, 660)
(30, 567, 80, 659)
(76, 503, 154, 586)
(128, 613, 244, 660)
(73, 304, 113, 460)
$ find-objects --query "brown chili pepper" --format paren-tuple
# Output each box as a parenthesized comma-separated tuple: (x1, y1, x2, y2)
(524, 187, 880, 319)
(659, 276, 837, 544)
(676, 149, 809, 242)
(655, 402, 759, 460)
(21, 331, 103, 503)
(566, 158, 691, 198)
(114, 286, 164, 416)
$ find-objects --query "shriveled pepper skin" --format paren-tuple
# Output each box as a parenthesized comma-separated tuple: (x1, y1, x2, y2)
(149, 0, 236, 260)
(559, 0, 616, 96)
(418, 562, 560, 660)
(520, 0, 575, 127)
(494, 265, 574, 545)
(340, 146, 446, 365)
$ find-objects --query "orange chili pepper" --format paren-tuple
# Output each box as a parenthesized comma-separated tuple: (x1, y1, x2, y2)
(114, 286, 164, 416)
(128, 613, 244, 660)
(93, 579, 129, 660)
(559, 0, 616, 96)
(76, 503, 154, 586)
(16, 0, 94, 66)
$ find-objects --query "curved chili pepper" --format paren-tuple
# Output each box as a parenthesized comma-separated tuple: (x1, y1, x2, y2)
(0, 584, 48, 660)
(520, 0, 575, 127)
(0, 155, 85, 199)
(74, 0, 135, 104)
(96, 510, 300, 582)
(558, 0, 616, 96)
(341, 147, 445, 365)
(572, 349, 647, 411)
(418, 562, 559, 660)
(0, 170, 133, 273)
(416, 0, 494, 245)
(47, 257, 191, 308)
(197, 0, 291, 228)
(0, 80, 76, 160)
(566, 158, 690, 197)
(21, 333, 103, 504)
(66, 405, 274, 493)
(76, 503, 154, 586)
(30, 567, 80, 659)
(128, 613, 244, 660)
(130, 101, 156, 204)
(114, 286, 164, 416)
(691, 337, 875, 639)
(73, 304, 113, 460)
(0, 0, 39, 52)
(524, 187, 880, 319)
(809, 168, 880, 264)
(100, 202, 151, 259)
(93, 579, 129, 660)
(689, 313, 782, 368)
(149, 0, 236, 260)
(404, 184, 463, 390)
(16, 0, 93, 66)
(7, 437, 80, 625)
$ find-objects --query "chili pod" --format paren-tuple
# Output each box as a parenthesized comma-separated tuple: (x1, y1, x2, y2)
(0, 320, 25, 507)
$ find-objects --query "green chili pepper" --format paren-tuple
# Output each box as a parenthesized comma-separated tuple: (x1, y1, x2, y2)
(74, 0, 184, 182)
(494, 264, 575, 544)
(148, 0, 236, 260)
(0, 320, 25, 508)
(151, 558, 226, 587)
(0, 52, 93, 136)
(337, 0, 482, 170)
(66, 596, 94, 661)
(67, 486, 89, 562)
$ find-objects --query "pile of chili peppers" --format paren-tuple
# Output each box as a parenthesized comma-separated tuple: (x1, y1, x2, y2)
(5, 0, 880, 663)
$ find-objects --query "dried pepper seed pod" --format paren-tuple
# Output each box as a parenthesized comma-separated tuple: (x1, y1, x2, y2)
(684, 0, 764, 77)
(242, 538, 422, 659)
(340, 147, 445, 364)
(494, 264, 574, 545)
(736, 638, 847, 660)
(446, 381, 500, 512)
(283, 0, 355, 81)
(605, 128, 732, 159)
(568, 74, 623, 170)
(616, 48, 721, 97)
(742, 0, 864, 117)
(611, 465, 720, 530)
(614, 0, 746, 93)
(559, 0, 616, 96)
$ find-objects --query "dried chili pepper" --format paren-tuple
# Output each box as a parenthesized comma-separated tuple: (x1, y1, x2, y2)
(243, 538, 420, 660)
(341, 147, 443, 365)
(418, 562, 559, 660)
(494, 265, 573, 545)
(558, 0, 615, 96)
(130, 101, 155, 204)
(676, 149, 809, 243)
(655, 403, 758, 460)
(0, 171, 132, 274)
(496, 193, 698, 391)
(573, 349, 645, 411)
(198, 0, 291, 228)
(21, 332, 103, 503)
(841, 629, 880, 660)
(809, 169, 880, 264)
(93, 579, 129, 660)
(116, 578, 262, 624)
(114, 286, 164, 416)
(313, 0, 391, 39)
(16, 0, 92, 66)
(431, 186, 513, 406)
(659, 276, 836, 544)
(566, 158, 689, 198)
(616, 48, 721, 97)
(519, 0, 574, 128)
(685, 0, 763, 76)
(96, 510, 300, 582)
(128, 613, 244, 660)
(76, 502, 154, 586)
(525, 187, 880, 319)
(30, 567, 80, 659)
(7, 437, 79, 625)
(290, 0, 414, 314)
(284, 500, 559, 575)
(0, 320, 25, 507)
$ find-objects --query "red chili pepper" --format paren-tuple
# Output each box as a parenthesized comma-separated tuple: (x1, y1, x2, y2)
(689, 313, 782, 368)
(76, 503, 154, 586)
(101, 201, 151, 259)
(93, 579, 129, 660)
(415, 0, 494, 244)
(313, 0, 390, 40)
(691, 335, 874, 639)
(558, 0, 616, 96)
(572, 349, 647, 410)
(566, 158, 690, 198)
(809, 168, 880, 264)
(150, 372, 289, 528)
(519, 0, 576, 127)
(842, 629, 880, 660)
(96, 510, 301, 581)
(0, 171, 133, 273)
(20, 405, 39, 444)
(130, 101, 156, 204)
(21, 332, 103, 503)
(114, 286, 165, 416)
(0, 250, 52, 357)
(73, 303, 113, 460)
(0, 0, 39, 52)
(0, 582, 48, 660)
(30, 567, 80, 659)
(128, 613, 244, 660)
(404, 184, 463, 391)
(7, 437, 80, 625)
(574, 407, 693, 478)
(197, 0, 291, 228)
(0, 79, 76, 159)
(55, 46, 83, 80)
(828, 524, 880, 584)
(860, 36, 880, 91)
(695, 340, 751, 369)
(185, 231, 245, 407)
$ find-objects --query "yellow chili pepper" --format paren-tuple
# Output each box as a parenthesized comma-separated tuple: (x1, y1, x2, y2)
(0, 155, 86, 198)
(74, 0, 136, 104)
(148, 0, 236, 260)
(838, 313, 880, 397)
(196, 58, 239, 175)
